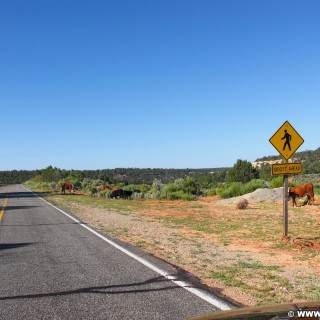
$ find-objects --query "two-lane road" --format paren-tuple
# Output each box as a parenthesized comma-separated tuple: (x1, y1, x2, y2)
(0, 184, 233, 319)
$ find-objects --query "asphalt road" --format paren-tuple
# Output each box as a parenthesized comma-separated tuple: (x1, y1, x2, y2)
(0, 184, 233, 320)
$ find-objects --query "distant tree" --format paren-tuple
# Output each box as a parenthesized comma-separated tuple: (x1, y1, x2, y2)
(64, 170, 85, 185)
(0, 170, 38, 185)
(258, 163, 272, 181)
(94, 174, 111, 183)
(41, 166, 55, 182)
(227, 159, 259, 183)
(40, 166, 66, 182)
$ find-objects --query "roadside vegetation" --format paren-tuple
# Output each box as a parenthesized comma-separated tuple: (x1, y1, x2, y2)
(23, 158, 320, 201)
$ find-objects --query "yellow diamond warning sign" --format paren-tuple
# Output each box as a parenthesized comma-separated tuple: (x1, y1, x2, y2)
(269, 121, 304, 160)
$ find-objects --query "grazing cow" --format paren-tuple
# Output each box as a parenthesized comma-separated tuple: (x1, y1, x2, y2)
(61, 183, 75, 194)
(100, 185, 120, 191)
(109, 189, 123, 199)
(121, 190, 133, 199)
(288, 183, 314, 207)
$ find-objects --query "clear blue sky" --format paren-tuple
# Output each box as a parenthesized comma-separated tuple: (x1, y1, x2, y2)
(1, 0, 319, 170)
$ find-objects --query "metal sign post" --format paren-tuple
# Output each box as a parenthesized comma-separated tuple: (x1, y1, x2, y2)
(269, 121, 304, 239)
(283, 170, 289, 237)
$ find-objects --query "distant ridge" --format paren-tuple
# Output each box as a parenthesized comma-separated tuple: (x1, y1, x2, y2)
(255, 147, 320, 162)
(254, 147, 320, 174)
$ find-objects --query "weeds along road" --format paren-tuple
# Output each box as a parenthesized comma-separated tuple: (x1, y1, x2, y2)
(0, 184, 233, 320)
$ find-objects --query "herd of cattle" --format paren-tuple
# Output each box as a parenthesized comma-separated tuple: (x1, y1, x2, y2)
(61, 183, 133, 199)
(61, 182, 316, 206)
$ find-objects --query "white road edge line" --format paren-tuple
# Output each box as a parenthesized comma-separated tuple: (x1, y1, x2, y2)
(25, 187, 233, 311)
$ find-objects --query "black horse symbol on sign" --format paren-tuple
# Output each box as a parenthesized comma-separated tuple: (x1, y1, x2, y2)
(281, 129, 291, 151)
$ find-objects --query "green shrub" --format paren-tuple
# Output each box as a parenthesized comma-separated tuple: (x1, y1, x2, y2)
(160, 190, 183, 200)
(82, 186, 98, 196)
(206, 189, 217, 196)
(217, 179, 269, 199)
(157, 177, 200, 200)
(25, 181, 51, 191)
(150, 179, 165, 199)
(270, 176, 283, 188)
(179, 177, 199, 195)
(159, 184, 178, 199)
(132, 192, 146, 199)
(218, 182, 244, 199)
(123, 184, 137, 192)
(159, 190, 197, 201)
(314, 184, 320, 196)
(163, 182, 179, 194)
(179, 193, 197, 201)
(100, 189, 112, 199)
(243, 179, 267, 194)
(139, 183, 150, 193)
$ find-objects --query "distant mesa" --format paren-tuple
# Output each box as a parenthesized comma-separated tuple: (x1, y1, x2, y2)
(252, 159, 298, 169)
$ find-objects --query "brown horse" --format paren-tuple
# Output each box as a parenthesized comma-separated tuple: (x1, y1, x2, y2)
(61, 183, 75, 194)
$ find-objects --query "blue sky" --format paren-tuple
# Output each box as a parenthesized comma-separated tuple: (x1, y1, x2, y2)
(1, 0, 319, 170)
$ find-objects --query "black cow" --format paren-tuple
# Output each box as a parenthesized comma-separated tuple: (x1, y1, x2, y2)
(121, 190, 133, 199)
(110, 189, 123, 199)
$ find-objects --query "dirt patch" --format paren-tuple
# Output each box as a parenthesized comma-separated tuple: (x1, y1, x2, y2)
(45, 189, 320, 307)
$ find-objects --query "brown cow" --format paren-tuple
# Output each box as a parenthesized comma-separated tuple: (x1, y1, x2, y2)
(61, 183, 75, 194)
(100, 185, 120, 191)
(288, 183, 314, 207)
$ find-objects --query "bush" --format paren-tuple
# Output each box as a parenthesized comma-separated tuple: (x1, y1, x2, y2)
(270, 176, 283, 188)
(132, 192, 146, 199)
(218, 182, 244, 199)
(206, 189, 217, 196)
(243, 179, 267, 194)
(83, 185, 98, 196)
(150, 179, 165, 199)
(157, 177, 200, 200)
(100, 189, 112, 199)
(90, 187, 98, 196)
(160, 183, 180, 199)
(160, 190, 197, 201)
(314, 184, 320, 196)
(160, 190, 183, 200)
(123, 184, 137, 192)
(216, 179, 269, 199)
(25, 181, 53, 191)
(237, 198, 249, 209)
(139, 183, 150, 193)
(179, 177, 199, 195)
(179, 193, 197, 201)
(163, 182, 179, 194)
